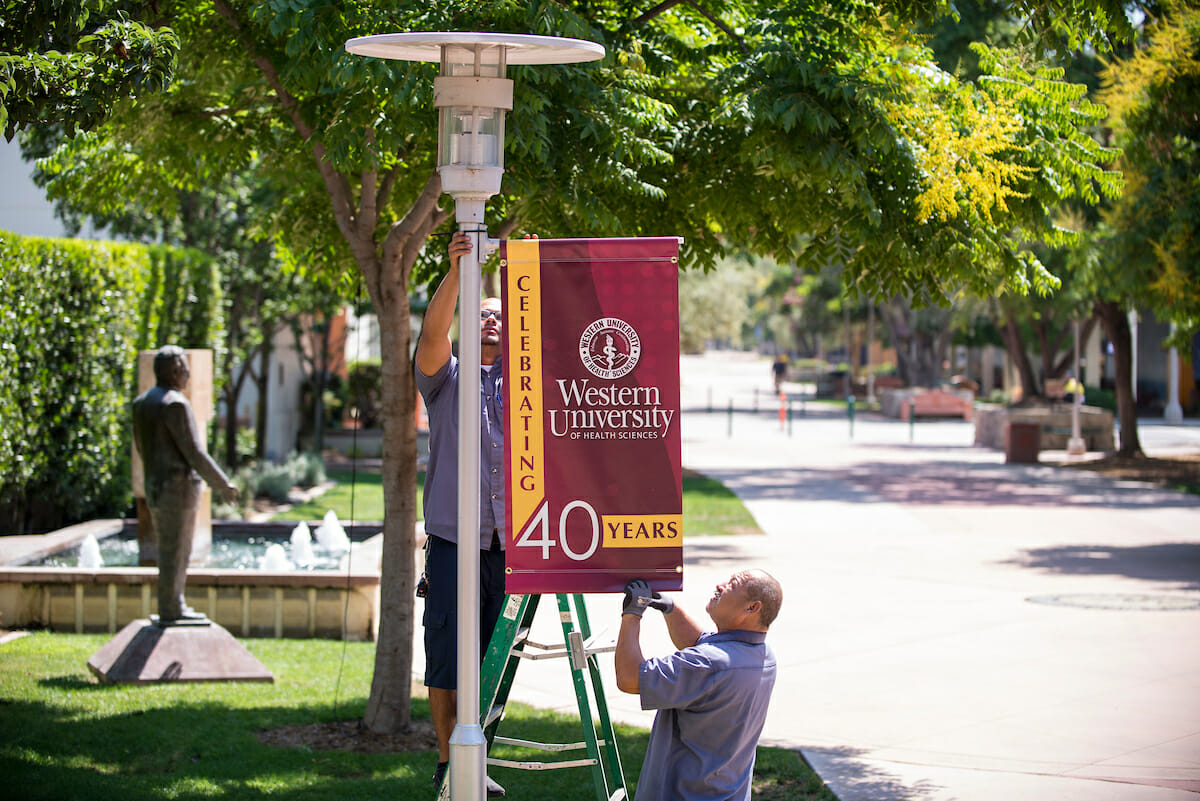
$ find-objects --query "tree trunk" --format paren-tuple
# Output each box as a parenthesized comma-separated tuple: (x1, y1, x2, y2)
(224, 361, 250, 467)
(880, 298, 949, 387)
(880, 299, 913, 385)
(1050, 316, 1098, 379)
(363, 295, 420, 732)
(1095, 300, 1143, 457)
(999, 309, 1040, 399)
(311, 322, 330, 455)
(255, 327, 273, 461)
(358, 175, 448, 734)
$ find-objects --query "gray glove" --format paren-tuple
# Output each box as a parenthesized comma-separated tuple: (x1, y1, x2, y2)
(622, 579, 654, 617)
(649, 591, 675, 615)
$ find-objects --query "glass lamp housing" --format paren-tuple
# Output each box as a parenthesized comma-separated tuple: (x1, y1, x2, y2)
(438, 43, 507, 170)
(432, 43, 514, 213)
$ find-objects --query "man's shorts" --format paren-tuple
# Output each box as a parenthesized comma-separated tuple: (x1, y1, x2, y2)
(422, 533, 507, 690)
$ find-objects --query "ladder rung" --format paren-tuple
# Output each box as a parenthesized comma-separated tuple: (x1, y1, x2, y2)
(512, 637, 616, 661)
(583, 634, 616, 654)
(519, 637, 560, 651)
(484, 703, 506, 729)
(514, 645, 570, 661)
(494, 736, 613, 752)
(488, 757, 599, 771)
(609, 791, 627, 801)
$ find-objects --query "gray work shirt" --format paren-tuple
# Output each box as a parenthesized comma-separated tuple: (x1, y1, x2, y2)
(636, 630, 776, 801)
(416, 354, 505, 547)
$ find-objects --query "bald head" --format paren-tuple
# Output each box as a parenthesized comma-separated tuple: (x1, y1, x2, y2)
(741, 569, 783, 628)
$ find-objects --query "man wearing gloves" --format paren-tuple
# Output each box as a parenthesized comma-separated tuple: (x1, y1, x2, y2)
(615, 570, 782, 801)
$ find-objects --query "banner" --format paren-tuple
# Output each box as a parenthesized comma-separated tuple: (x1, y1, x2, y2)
(502, 237, 683, 594)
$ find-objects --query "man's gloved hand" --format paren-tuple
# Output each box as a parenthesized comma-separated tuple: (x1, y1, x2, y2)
(622, 579, 654, 617)
(648, 592, 675, 615)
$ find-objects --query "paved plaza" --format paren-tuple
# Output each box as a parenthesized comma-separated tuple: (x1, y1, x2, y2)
(458, 351, 1200, 801)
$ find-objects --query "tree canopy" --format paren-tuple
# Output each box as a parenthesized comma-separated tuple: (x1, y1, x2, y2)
(1099, 1, 1200, 343)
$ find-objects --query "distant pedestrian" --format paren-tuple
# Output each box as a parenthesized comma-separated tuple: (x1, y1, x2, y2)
(772, 355, 787, 395)
(616, 570, 782, 801)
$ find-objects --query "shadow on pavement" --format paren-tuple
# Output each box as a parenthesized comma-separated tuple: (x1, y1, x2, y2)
(1001, 542, 1200, 590)
(800, 745, 947, 801)
(699, 461, 1200, 511)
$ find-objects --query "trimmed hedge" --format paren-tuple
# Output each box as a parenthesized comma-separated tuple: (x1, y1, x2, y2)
(0, 231, 222, 534)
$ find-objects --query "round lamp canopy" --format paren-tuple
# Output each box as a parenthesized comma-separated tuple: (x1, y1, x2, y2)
(344, 32, 605, 65)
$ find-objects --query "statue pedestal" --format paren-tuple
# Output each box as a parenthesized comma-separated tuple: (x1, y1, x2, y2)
(87, 619, 274, 684)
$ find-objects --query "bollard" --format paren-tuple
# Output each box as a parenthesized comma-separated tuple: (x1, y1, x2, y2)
(727, 398, 734, 438)
(787, 398, 793, 437)
(909, 400, 915, 442)
(778, 393, 786, 431)
(707, 386, 713, 414)
(754, 387, 759, 412)
(847, 394, 856, 438)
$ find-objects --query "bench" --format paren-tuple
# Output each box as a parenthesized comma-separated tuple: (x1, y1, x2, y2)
(899, 389, 974, 421)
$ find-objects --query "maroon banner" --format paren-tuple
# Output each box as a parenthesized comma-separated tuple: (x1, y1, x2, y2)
(502, 237, 683, 594)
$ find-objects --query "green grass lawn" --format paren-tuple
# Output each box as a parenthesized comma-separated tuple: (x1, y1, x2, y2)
(274, 468, 761, 537)
(274, 470, 413, 523)
(681, 469, 763, 536)
(0, 633, 834, 801)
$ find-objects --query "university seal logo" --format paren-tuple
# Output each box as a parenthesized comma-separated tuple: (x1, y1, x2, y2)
(579, 317, 642, 380)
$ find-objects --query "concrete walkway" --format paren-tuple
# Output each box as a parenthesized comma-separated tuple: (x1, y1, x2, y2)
(458, 351, 1200, 801)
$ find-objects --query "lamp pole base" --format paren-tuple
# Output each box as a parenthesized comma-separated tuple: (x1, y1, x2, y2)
(449, 723, 487, 801)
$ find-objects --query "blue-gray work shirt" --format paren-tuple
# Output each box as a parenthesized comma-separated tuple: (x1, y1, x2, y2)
(416, 354, 505, 547)
(635, 630, 776, 801)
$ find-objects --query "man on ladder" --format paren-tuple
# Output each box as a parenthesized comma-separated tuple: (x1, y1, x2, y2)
(615, 570, 783, 801)
(416, 232, 508, 798)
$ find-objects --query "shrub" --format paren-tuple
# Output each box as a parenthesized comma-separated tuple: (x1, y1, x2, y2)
(247, 461, 295, 504)
(0, 231, 222, 533)
(288, 451, 326, 488)
(236, 452, 325, 505)
(1084, 385, 1117, 411)
(346, 359, 383, 428)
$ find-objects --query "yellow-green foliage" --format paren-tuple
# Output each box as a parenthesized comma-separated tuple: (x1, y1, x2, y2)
(888, 77, 1034, 225)
(1098, 3, 1200, 329)
(1100, 6, 1200, 128)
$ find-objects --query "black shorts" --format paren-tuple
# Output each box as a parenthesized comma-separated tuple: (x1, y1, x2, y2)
(422, 533, 506, 690)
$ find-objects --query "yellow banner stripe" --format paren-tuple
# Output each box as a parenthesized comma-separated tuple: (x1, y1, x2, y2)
(602, 515, 683, 548)
(505, 240, 545, 535)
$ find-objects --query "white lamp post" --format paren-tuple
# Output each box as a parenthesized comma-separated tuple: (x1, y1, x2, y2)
(1165, 322, 1184, 423)
(1068, 318, 1086, 456)
(344, 32, 604, 801)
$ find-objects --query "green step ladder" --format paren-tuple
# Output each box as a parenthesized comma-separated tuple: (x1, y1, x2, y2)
(436, 593, 628, 801)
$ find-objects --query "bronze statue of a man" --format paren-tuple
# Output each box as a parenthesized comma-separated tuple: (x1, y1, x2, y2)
(132, 346, 239, 624)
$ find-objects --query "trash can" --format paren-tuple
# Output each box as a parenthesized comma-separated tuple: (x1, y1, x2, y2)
(1005, 421, 1041, 464)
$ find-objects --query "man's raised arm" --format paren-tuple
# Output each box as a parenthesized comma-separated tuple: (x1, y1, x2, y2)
(415, 231, 473, 378)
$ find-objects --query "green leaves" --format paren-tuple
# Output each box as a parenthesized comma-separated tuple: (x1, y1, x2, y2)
(1097, 4, 1200, 340)
(0, 1, 179, 139)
